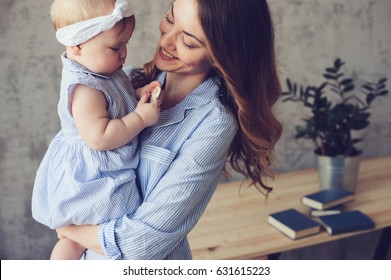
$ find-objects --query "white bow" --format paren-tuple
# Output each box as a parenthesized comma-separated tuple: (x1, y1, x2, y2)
(56, 0, 134, 46)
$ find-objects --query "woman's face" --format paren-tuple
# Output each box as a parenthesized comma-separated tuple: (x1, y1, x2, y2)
(153, 0, 211, 77)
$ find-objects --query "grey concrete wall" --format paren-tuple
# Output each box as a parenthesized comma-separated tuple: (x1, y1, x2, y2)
(0, 0, 390, 259)
(271, 0, 391, 172)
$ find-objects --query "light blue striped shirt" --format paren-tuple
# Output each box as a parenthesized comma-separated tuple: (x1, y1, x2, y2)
(87, 70, 238, 260)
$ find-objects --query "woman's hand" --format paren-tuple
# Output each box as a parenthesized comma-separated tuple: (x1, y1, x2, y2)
(56, 224, 104, 255)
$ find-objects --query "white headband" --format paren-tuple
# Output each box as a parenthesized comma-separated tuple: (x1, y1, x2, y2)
(56, 0, 134, 46)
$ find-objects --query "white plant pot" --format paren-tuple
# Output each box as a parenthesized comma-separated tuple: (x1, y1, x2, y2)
(316, 155, 361, 193)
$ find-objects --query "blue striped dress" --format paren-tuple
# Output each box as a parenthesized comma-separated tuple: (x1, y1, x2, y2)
(31, 54, 142, 229)
(84, 68, 238, 260)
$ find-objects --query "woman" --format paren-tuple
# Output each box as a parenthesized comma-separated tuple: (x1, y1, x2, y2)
(58, 0, 282, 259)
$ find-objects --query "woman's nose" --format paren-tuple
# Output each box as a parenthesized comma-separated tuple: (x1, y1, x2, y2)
(160, 27, 177, 51)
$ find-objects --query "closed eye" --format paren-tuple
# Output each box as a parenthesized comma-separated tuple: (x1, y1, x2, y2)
(181, 35, 195, 49)
(164, 12, 173, 24)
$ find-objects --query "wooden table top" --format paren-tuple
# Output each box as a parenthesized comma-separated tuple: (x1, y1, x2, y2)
(188, 155, 391, 260)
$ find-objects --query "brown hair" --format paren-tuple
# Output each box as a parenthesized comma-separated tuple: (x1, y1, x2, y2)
(132, 0, 282, 194)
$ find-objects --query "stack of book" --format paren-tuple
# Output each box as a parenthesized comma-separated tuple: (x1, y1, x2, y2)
(268, 188, 375, 239)
(302, 188, 354, 217)
(301, 188, 375, 235)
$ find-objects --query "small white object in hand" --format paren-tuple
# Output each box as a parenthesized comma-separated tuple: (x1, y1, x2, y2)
(150, 86, 161, 103)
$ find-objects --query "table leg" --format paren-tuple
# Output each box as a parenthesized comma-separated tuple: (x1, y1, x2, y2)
(373, 226, 391, 260)
(267, 252, 281, 260)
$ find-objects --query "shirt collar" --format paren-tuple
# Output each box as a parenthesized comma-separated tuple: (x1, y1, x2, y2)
(155, 71, 221, 127)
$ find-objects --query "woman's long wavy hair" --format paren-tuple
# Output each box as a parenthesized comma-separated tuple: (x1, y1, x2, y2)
(132, 0, 282, 194)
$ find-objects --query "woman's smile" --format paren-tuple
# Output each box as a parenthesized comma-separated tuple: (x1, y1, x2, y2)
(159, 47, 177, 60)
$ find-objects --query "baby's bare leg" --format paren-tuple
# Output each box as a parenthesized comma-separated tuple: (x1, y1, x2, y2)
(50, 237, 86, 260)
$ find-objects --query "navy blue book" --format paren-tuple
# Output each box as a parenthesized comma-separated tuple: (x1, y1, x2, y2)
(318, 210, 375, 235)
(301, 188, 354, 210)
(268, 208, 321, 240)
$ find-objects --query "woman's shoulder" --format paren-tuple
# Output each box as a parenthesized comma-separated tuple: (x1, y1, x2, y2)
(186, 76, 238, 131)
(194, 98, 238, 134)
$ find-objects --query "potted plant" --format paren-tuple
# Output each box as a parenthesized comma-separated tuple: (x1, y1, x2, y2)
(282, 58, 388, 192)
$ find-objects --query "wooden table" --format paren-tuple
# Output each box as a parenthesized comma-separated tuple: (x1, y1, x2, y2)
(188, 156, 391, 259)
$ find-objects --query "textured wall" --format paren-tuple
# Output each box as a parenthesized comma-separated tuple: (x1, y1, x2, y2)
(270, 0, 391, 172)
(0, 0, 390, 259)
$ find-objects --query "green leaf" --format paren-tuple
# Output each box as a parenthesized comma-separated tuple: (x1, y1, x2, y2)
(366, 93, 376, 104)
(295, 126, 310, 138)
(351, 138, 363, 144)
(317, 82, 327, 93)
(326, 67, 337, 73)
(351, 120, 369, 130)
(340, 78, 353, 86)
(323, 73, 336, 80)
(301, 85, 309, 100)
(362, 84, 375, 92)
(377, 84, 386, 90)
(318, 97, 329, 108)
(354, 112, 371, 121)
(342, 84, 355, 93)
(287, 78, 292, 92)
(334, 58, 344, 69)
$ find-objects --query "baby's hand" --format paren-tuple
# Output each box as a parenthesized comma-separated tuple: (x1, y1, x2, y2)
(136, 81, 163, 103)
(135, 90, 161, 127)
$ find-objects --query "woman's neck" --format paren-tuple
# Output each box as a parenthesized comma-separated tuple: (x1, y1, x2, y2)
(161, 72, 208, 110)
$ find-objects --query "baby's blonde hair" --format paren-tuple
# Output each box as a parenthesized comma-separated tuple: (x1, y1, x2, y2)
(50, 0, 117, 30)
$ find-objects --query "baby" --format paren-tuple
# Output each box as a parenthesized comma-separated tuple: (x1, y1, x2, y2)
(32, 0, 161, 259)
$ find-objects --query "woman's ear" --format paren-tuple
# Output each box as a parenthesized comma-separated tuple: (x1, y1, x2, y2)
(71, 45, 82, 56)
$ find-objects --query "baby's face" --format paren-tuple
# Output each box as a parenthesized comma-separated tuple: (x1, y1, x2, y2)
(76, 18, 135, 75)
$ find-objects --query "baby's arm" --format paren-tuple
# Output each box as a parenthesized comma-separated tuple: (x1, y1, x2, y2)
(50, 237, 86, 260)
(71, 84, 160, 151)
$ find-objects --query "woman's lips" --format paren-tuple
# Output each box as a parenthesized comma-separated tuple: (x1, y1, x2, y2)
(159, 47, 177, 60)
